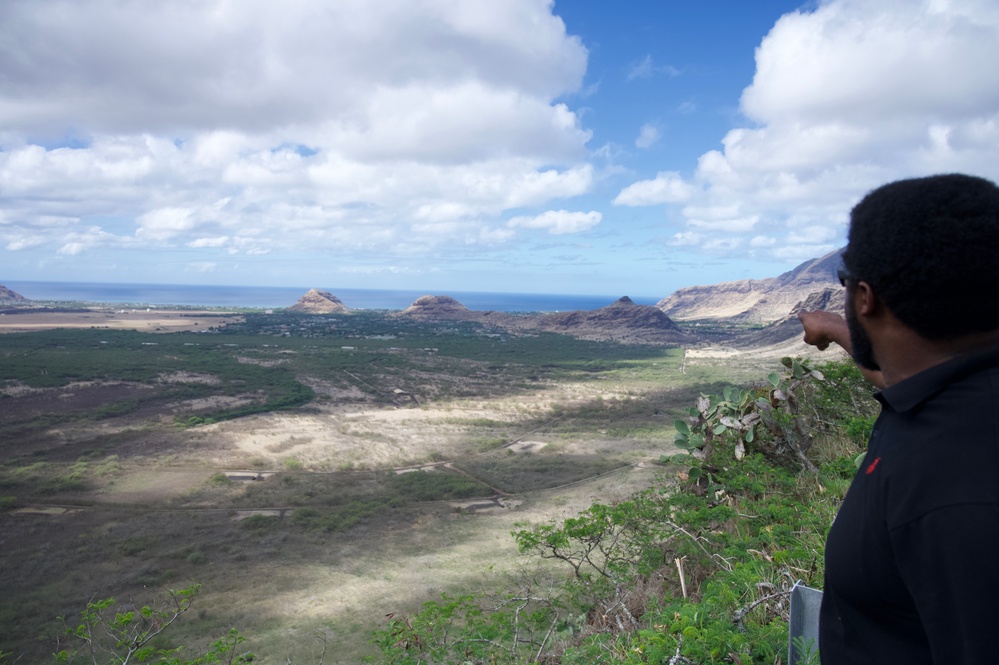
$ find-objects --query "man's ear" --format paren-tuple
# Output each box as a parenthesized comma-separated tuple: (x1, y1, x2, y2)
(853, 281, 881, 318)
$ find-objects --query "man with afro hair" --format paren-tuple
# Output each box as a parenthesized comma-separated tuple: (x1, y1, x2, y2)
(798, 173, 999, 663)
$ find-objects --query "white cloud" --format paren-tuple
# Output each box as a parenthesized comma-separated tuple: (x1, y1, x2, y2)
(0, 0, 587, 136)
(702, 237, 743, 252)
(136, 208, 195, 242)
(669, 231, 703, 247)
(733, 0, 999, 183)
(507, 210, 602, 235)
(624, 0, 999, 262)
(635, 123, 661, 149)
(56, 226, 120, 255)
(7, 0, 999, 285)
(787, 225, 837, 245)
(0, 0, 594, 267)
(742, 0, 999, 127)
(626, 55, 680, 81)
(5, 235, 46, 251)
(689, 216, 759, 233)
(188, 236, 230, 248)
(614, 171, 694, 206)
(677, 100, 697, 115)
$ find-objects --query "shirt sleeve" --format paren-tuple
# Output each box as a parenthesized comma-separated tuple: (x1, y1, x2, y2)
(890, 503, 999, 664)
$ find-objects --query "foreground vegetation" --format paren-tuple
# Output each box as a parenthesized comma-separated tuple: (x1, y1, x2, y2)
(0, 311, 875, 663)
(365, 359, 875, 664)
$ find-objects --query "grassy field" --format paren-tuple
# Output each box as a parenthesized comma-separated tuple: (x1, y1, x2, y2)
(0, 311, 791, 663)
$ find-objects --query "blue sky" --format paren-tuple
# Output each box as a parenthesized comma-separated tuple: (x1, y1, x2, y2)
(2, 0, 998, 298)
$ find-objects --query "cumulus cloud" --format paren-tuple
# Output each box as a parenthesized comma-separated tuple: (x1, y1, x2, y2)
(618, 0, 999, 261)
(0, 0, 594, 272)
(635, 123, 661, 149)
(7, 0, 999, 287)
(507, 210, 602, 235)
(613, 171, 694, 206)
(0, 0, 587, 137)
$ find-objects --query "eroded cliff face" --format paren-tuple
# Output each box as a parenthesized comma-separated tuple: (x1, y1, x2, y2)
(286, 289, 350, 314)
(656, 249, 843, 323)
(745, 287, 847, 348)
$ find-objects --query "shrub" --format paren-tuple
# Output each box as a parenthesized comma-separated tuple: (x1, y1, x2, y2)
(371, 359, 874, 664)
(54, 584, 254, 665)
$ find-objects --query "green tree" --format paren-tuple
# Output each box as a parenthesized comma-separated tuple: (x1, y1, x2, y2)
(54, 584, 253, 665)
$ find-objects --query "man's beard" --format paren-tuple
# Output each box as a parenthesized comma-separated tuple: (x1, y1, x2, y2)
(846, 303, 880, 371)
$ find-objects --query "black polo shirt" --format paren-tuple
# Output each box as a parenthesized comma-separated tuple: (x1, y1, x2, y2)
(820, 345, 999, 664)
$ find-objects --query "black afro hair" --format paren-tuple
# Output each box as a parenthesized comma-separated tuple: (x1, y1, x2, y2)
(842, 173, 999, 340)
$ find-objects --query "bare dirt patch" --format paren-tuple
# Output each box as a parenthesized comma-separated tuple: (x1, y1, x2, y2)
(170, 394, 264, 413)
(508, 440, 548, 453)
(0, 308, 242, 334)
(93, 469, 212, 503)
(12, 505, 85, 515)
(157, 372, 222, 385)
(202, 396, 552, 470)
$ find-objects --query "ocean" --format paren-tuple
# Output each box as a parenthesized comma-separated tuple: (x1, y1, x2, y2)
(1, 280, 660, 313)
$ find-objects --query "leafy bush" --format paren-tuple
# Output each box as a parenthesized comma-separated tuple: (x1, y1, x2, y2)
(673, 357, 877, 473)
(291, 498, 397, 533)
(385, 469, 492, 501)
(54, 584, 253, 665)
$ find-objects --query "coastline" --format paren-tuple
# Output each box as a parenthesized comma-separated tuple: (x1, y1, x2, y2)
(0, 280, 660, 313)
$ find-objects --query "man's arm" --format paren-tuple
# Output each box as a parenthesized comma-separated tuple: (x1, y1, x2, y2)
(796, 309, 885, 388)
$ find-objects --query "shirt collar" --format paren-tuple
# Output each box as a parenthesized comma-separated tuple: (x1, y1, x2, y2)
(878, 343, 999, 413)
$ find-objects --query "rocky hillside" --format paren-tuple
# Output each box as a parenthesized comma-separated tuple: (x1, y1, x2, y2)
(399, 295, 477, 320)
(534, 296, 687, 343)
(286, 289, 349, 314)
(738, 287, 846, 348)
(396, 294, 687, 344)
(0, 285, 28, 303)
(657, 249, 843, 323)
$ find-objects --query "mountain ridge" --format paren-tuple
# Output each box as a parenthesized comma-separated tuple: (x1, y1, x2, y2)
(656, 248, 843, 323)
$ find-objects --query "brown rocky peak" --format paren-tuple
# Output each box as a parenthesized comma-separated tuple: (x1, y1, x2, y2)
(537, 296, 685, 343)
(286, 288, 349, 314)
(401, 295, 473, 319)
(587, 297, 681, 330)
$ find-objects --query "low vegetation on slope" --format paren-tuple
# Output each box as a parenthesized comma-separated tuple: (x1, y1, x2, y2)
(367, 359, 876, 664)
(0, 310, 876, 663)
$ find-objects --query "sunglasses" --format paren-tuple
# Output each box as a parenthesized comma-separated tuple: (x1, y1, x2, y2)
(836, 265, 854, 287)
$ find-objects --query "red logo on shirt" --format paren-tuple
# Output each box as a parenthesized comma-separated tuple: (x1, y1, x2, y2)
(866, 456, 882, 475)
